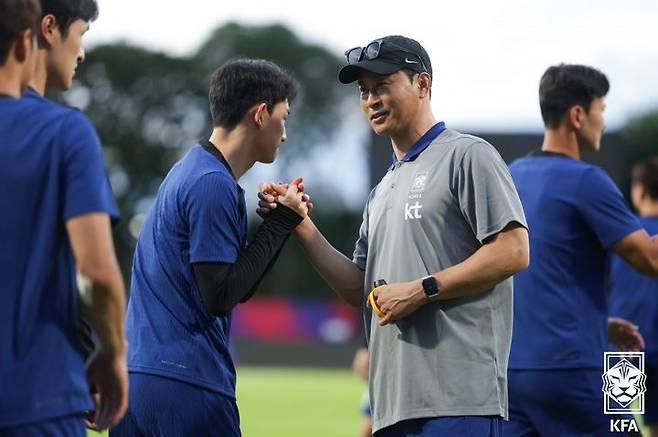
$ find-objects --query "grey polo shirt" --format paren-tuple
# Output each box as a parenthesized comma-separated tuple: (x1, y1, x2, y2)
(353, 128, 527, 433)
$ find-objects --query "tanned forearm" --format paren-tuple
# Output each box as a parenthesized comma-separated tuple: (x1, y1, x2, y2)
(83, 278, 126, 356)
(294, 217, 364, 306)
(612, 229, 658, 277)
(372, 223, 529, 326)
(435, 224, 529, 300)
(67, 213, 127, 357)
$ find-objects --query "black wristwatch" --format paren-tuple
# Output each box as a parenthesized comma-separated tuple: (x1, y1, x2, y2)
(421, 275, 441, 301)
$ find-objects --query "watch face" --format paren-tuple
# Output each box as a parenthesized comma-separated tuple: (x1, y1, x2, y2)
(422, 276, 439, 298)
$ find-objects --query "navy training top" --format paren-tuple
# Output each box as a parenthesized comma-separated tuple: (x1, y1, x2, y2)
(508, 152, 641, 369)
(0, 91, 118, 427)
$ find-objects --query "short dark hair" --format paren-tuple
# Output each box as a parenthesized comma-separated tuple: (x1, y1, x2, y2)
(39, 0, 98, 36)
(209, 58, 299, 130)
(539, 64, 609, 129)
(0, 0, 41, 65)
(632, 156, 658, 200)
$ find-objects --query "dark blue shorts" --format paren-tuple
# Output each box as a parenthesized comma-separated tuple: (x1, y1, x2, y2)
(505, 368, 635, 436)
(111, 372, 240, 437)
(0, 414, 85, 437)
(374, 415, 502, 437)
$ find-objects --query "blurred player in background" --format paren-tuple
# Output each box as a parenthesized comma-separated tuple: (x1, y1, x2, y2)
(609, 156, 658, 437)
(506, 64, 658, 436)
(352, 344, 372, 437)
(113, 59, 309, 437)
(0, 0, 128, 434)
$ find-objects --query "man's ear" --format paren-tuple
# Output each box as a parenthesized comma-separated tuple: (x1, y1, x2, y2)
(569, 105, 585, 129)
(38, 14, 60, 47)
(251, 103, 268, 128)
(14, 29, 32, 63)
(417, 72, 431, 98)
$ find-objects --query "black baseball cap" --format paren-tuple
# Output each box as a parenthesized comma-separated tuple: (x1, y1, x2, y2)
(338, 35, 433, 84)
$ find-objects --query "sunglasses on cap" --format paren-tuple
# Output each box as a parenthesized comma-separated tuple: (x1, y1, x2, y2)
(344, 39, 428, 72)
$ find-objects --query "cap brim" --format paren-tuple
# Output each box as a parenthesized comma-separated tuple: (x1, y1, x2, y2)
(338, 60, 403, 84)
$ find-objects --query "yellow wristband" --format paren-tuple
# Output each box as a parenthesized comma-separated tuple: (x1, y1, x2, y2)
(368, 288, 385, 318)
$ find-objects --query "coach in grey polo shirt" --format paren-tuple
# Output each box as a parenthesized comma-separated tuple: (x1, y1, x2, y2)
(258, 35, 529, 436)
(353, 125, 527, 432)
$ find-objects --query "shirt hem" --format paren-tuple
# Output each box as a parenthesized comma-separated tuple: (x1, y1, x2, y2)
(372, 405, 504, 434)
(127, 365, 236, 399)
(0, 400, 91, 429)
(508, 362, 601, 370)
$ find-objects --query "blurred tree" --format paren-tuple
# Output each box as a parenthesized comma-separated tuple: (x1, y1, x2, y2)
(61, 22, 359, 295)
(621, 110, 658, 202)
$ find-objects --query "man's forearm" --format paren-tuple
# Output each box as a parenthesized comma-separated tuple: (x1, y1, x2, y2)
(66, 213, 127, 357)
(194, 204, 303, 316)
(435, 225, 529, 300)
(612, 230, 658, 277)
(84, 269, 126, 357)
(294, 217, 364, 306)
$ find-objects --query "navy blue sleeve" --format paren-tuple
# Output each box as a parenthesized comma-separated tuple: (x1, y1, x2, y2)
(577, 167, 642, 248)
(187, 172, 242, 264)
(61, 110, 119, 222)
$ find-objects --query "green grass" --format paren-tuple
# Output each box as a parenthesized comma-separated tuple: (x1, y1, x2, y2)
(237, 367, 364, 437)
(88, 367, 365, 437)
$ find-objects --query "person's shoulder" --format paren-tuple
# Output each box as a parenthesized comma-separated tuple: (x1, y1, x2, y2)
(24, 91, 83, 117)
(437, 130, 504, 166)
(24, 91, 94, 130)
(436, 129, 495, 152)
(513, 153, 593, 174)
(579, 162, 614, 184)
(640, 216, 658, 233)
(434, 129, 481, 146)
(180, 146, 236, 190)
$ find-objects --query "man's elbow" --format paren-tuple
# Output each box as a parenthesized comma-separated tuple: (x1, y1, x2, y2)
(514, 243, 530, 273)
(631, 251, 658, 277)
(338, 287, 363, 308)
(644, 256, 658, 277)
(505, 227, 530, 275)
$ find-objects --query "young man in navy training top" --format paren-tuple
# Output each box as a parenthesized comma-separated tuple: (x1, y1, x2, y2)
(29, 0, 115, 369)
(260, 35, 530, 436)
(609, 157, 658, 437)
(506, 64, 658, 436)
(31, 0, 128, 431)
(0, 0, 129, 435)
(112, 59, 310, 437)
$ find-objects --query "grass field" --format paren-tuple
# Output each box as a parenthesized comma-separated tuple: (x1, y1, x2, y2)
(89, 366, 365, 437)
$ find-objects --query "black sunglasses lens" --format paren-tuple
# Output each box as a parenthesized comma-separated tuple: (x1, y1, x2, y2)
(346, 47, 363, 64)
(365, 41, 380, 60)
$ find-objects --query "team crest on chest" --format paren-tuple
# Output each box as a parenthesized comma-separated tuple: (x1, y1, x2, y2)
(410, 171, 428, 193)
(405, 171, 428, 220)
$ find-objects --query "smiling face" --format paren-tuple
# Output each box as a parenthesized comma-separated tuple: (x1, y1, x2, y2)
(46, 18, 88, 91)
(357, 70, 420, 138)
(255, 100, 290, 163)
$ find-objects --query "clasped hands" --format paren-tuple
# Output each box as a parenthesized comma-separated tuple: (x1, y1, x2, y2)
(256, 180, 427, 325)
(257, 177, 314, 219)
